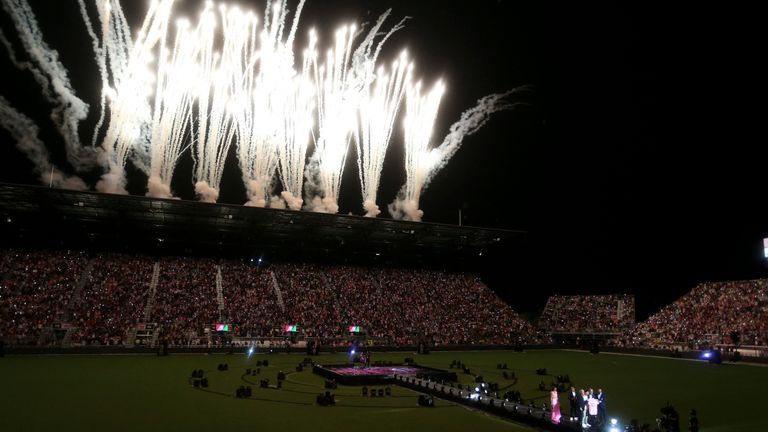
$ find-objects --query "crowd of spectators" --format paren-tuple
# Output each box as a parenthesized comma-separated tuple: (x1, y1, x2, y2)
(152, 256, 219, 346)
(0, 248, 87, 345)
(70, 253, 153, 346)
(538, 294, 636, 333)
(627, 279, 768, 347)
(0, 249, 537, 347)
(276, 263, 344, 339)
(275, 264, 540, 345)
(4, 248, 765, 350)
(220, 261, 283, 338)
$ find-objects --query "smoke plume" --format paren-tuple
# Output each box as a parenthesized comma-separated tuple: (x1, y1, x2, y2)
(0, 95, 87, 190)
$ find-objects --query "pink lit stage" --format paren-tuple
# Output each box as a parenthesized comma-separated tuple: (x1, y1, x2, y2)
(313, 363, 457, 385)
(325, 365, 430, 376)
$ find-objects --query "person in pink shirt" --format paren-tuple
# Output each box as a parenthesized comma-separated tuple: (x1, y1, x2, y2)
(587, 392, 600, 427)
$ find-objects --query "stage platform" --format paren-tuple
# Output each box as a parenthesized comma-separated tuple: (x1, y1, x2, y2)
(312, 363, 458, 385)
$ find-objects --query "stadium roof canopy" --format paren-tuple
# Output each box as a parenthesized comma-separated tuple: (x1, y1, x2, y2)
(0, 183, 524, 267)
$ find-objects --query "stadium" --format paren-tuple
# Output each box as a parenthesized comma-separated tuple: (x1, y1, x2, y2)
(1, 1, 767, 432)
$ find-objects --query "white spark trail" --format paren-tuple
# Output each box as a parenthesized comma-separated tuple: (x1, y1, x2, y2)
(232, 1, 310, 209)
(356, 51, 411, 217)
(98, 0, 176, 195)
(277, 56, 315, 210)
(389, 87, 532, 221)
(268, 5, 313, 211)
(423, 86, 533, 189)
(305, 25, 358, 213)
(390, 80, 444, 222)
(193, 4, 234, 203)
(307, 10, 406, 214)
(146, 9, 200, 199)
(0, 0, 523, 219)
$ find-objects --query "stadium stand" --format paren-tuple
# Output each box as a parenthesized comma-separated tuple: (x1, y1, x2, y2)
(70, 253, 153, 346)
(538, 294, 636, 332)
(220, 261, 284, 338)
(628, 279, 768, 347)
(4, 247, 765, 351)
(0, 249, 537, 347)
(0, 249, 87, 345)
(151, 256, 219, 346)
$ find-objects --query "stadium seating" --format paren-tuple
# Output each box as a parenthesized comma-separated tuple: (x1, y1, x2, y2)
(0, 248, 87, 345)
(0, 249, 537, 347)
(538, 294, 636, 332)
(7, 247, 763, 349)
(628, 279, 768, 347)
(70, 253, 154, 346)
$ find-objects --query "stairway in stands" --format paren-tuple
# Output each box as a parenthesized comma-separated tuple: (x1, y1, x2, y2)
(63, 259, 93, 322)
(124, 328, 137, 348)
(270, 271, 285, 311)
(372, 270, 383, 295)
(61, 327, 74, 347)
(58, 259, 93, 346)
(143, 262, 160, 322)
(215, 265, 224, 321)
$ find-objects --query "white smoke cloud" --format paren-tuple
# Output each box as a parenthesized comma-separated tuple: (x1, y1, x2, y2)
(128, 138, 152, 175)
(280, 191, 303, 210)
(362, 198, 380, 217)
(95, 162, 127, 194)
(47, 170, 88, 190)
(302, 154, 327, 212)
(321, 196, 339, 214)
(146, 174, 173, 199)
(302, 196, 331, 213)
(244, 179, 267, 208)
(387, 194, 422, 222)
(0, 95, 87, 190)
(269, 195, 286, 209)
(195, 180, 219, 203)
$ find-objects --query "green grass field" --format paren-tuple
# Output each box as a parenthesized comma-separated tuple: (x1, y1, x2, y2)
(0, 350, 764, 431)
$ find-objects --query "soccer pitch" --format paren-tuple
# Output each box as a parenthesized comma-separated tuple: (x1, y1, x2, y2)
(0, 350, 763, 431)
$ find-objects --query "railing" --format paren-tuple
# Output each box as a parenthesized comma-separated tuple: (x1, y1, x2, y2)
(715, 344, 768, 359)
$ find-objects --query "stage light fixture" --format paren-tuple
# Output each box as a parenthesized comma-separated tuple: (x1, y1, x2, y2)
(608, 418, 620, 432)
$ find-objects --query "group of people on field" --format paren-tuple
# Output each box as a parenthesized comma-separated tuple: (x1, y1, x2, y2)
(550, 386, 606, 428)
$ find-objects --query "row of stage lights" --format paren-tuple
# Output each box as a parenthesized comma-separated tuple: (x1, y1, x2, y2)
(397, 374, 623, 432)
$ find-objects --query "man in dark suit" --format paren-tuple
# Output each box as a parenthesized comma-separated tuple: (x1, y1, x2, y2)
(579, 389, 589, 428)
(596, 388, 606, 425)
(568, 386, 579, 421)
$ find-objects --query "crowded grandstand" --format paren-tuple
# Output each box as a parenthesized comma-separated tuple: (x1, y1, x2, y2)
(3, 247, 767, 351)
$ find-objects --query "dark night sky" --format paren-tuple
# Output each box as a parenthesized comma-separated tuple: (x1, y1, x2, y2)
(1, 1, 766, 319)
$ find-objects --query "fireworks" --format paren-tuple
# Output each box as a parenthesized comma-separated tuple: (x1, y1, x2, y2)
(1, 0, 521, 220)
